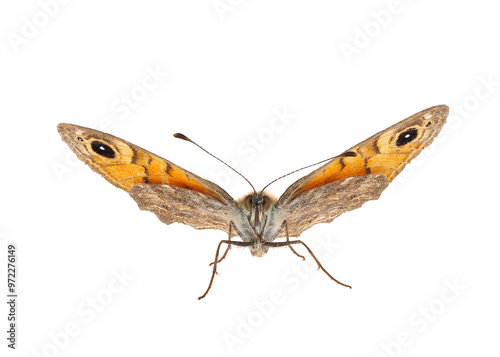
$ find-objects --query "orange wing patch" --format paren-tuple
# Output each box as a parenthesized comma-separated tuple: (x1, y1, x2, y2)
(281, 105, 448, 201)
(57, 124, 229, 203)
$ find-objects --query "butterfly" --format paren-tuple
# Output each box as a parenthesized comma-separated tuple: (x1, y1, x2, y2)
(58, 105, 448, 299)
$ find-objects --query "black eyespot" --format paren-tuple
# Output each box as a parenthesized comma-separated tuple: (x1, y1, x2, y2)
(396, 128, 418, 147)
(426, 121, 432, 127)
(77, 137, 83, 141)
(91, 141, 115, 158)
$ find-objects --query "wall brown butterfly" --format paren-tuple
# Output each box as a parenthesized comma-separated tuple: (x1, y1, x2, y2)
(58, 105, 448, 299)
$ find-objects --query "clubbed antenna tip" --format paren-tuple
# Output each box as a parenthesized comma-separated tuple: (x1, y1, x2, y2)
(173, 133, 190, 141)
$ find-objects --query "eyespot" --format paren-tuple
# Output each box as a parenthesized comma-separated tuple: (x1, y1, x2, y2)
(77, 137, 83, 141)
(91, 141, 115, 158)
(396, 128, 418, 147)
(426, 121, 432, 127)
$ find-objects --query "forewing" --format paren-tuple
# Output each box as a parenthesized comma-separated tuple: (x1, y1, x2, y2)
(278, 105, 448, 206)
(57, 123, 235, 206)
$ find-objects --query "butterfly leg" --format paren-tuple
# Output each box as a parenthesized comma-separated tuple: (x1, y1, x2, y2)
(264, 240, 352, 289)
(209, 224, 232, 267)
(284, 221, 305, 260)
(199, 239, 253, 300)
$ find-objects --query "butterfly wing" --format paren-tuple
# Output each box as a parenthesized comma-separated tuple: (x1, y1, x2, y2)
(270, 105, 448, 237)
(129, 184, 240, 236)
(267, 175, 389, 238)
(57, 123, 239, 233)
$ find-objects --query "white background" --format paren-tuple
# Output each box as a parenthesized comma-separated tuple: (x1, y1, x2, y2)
(1, 1, 499, 356)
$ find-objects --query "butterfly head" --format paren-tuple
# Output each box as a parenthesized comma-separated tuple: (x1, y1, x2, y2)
(237, 191, 277, 242)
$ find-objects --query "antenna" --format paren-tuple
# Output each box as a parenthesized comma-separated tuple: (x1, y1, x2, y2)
(174, 133, 257, 195)
(261, 155, 339, 193)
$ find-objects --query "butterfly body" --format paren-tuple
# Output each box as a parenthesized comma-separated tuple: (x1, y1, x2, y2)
(233, 191, 284, 257)
(58, 105, 449, 298)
